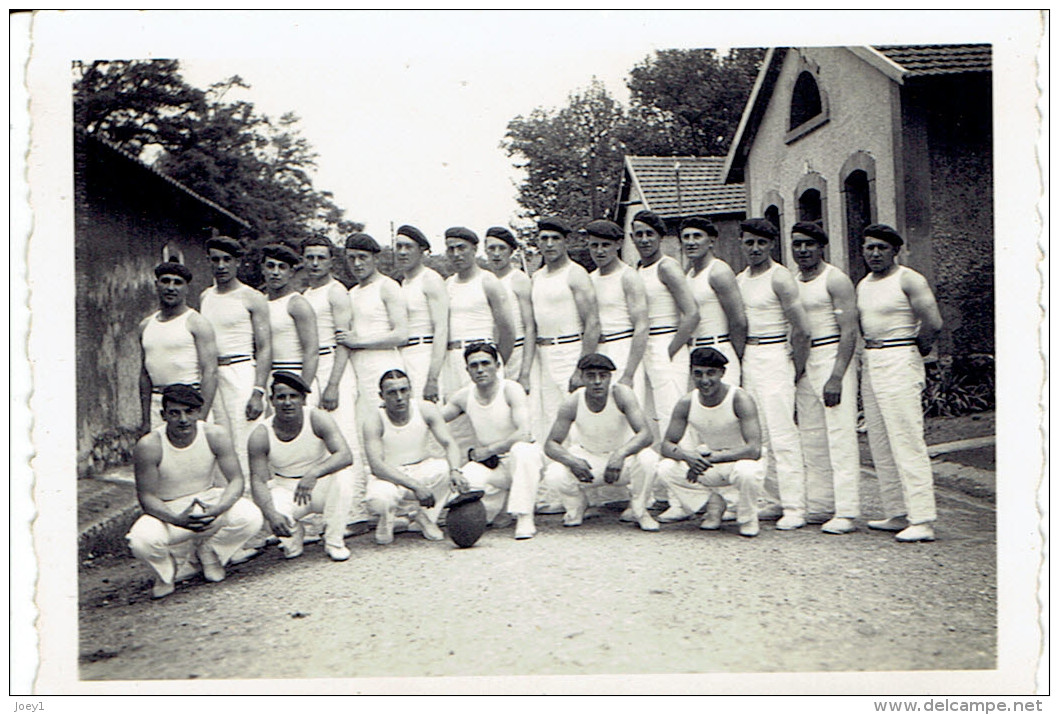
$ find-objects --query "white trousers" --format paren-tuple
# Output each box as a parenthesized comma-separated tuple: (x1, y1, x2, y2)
(314, 351, 364, 523)
(270, 472, 352, 549)
(643, 335, 688, 434)
(534, 341, 582, 442)
(596, 337, 647, 404)
(400, 342, 434, 400)
(351, 348, 405, 403)
(364, 458, 451, 526)
(212, 361, 261, 477)
(462, 441, 544, 522)
(543, 445, 659, 516)
(741, 342, 806, 515)
(126, 488, 263, 585)
(795, 343, 860, 517)
(504, 344, 524, 382)
(657, 457, 764, 524)
(861, 346, 936, 524)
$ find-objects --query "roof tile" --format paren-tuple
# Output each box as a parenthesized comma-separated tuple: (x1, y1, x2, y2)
(873, 44, 992, 77)
(626, 156, 745, 218)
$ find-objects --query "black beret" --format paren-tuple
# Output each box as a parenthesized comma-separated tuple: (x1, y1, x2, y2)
(485, 226, 518, 248)
(690, 347, 729, 369)
(577, 353, 617, 372)
(154, 261, 193, 282)
(679, 216, 718, 237)
(205, 235, 244, 257)
(863, 223, 904, 248)
(261, 243, 302, 266)
(739, 218, 779, 241)
(537, 216, 570, 236)
(344, 233, 381, 253)
(444, 226, 479, 245)
(632, 210, 667, 236)
(583, 219, 624, 241)
(271, 370, 312, 395)
(791, 221, 828, 245)
(160, 383, 204, 408)
(396, 225, 430, 250)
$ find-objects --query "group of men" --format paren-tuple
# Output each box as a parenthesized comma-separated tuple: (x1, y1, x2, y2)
(130, 210, 943, 599)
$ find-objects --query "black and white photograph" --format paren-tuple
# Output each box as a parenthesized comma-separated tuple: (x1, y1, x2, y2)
(12, 9, 1046, 701)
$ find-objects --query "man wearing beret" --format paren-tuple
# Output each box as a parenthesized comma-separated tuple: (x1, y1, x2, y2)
(442, 226, 515, 399)
(655, 348, 764, 537)
(139, 262, 219, 433)
(200, 236, 272, 478)
(791, 222, 861, 534)
(484, 226, 536, 395)
(542, 353, 659, 531)
(735, 218, 812, 530)
(247, 371, 355, 561)
(857, 223, 943, 543)
(127, 384, 264, 599)
(394, 225, 449, 403)
(262, 243, 318, 388)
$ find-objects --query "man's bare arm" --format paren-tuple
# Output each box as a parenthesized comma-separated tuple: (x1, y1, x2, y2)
(903, 270, 944, 356)
(658, 257, 701, 358)
(289, 294, 319, 386)
(621, 270, 649, 385)
(711, 263, 748, 358)
(483, 273, 515, 363)
(189, 313, 219, 416)
(422, 269, 450, 401)
(773, 268, 811, 379)
(824, 269, 858, 407)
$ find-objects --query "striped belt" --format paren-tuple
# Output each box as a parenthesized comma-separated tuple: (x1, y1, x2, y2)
(810, 335, 840, 348)
(319, 345, 336, 356)
(537, 333, 581, 346)
(275, 473, 331, 480)
(513, 337, 525, 349)
(152, 382, 201, 395)
(745, 334, 788, 346)
(690, 334, 730, 347)
(217, 354, 252, 367)
(599, 328, 634, 344)
(405, 336, 434, 347)
(865, 337, 917, 350)
(272, 361, 303, 372)
(448, 338, 492, 350)
(649, 326, 678, 336)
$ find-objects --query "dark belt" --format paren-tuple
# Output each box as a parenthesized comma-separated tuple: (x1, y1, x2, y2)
(810, 335, 840, 348)
(746, 334, 788, 345)
(865, 338, 917, 350)
(690, 334, 730, 347)
(537, 333, 581, 346)
(318, 345, 335, 356)
(513, 337, 525, 349)
(217, 354, 252, 366)
(648, 326, 678, 336)
(275, 473, 331, 480)
(599, 328, 634, 344)
(405, 336, 434, 347)
(152, 382, 201, 395)
(448, 338, 492, 350)
(272, 362, 303, 372)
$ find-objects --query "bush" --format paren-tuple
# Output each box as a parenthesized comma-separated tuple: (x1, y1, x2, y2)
(922, 353, 995, 418)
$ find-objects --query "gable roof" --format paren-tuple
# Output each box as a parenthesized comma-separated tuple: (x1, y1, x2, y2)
(617, 155, 746, 222)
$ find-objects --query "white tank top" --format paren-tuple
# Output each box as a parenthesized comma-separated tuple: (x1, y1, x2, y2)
(591, 264, 635, 335)
(156, 422, 215, 499)
(574, 386, 631, 454)
(143, 309, 200, 386)
(269, 292, 303, 365)
(639, 259, 679, 328)
(201, 285, 255, 357)
(447, 272, 494, 342)
(465, 380, 519, 446)
(737, 263, 789, 337)
(532, 262, 584, 338)
(686, 387, 745, 451)
(688, 259, 730, 339)
(498, 271, 525, 340)
(402, 270, 434, 338)
(857, 266, 920, 341)
(799, 264, 841, 339)
(351, 275, 398, 338)
(264, 408, 329, 478)
(303, 281, 345, 348)
(380, 401, 432, 466)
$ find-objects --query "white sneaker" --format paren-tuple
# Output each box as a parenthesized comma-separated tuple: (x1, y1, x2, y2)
(739, 515, 760, 538)
(699, 513, 722, 530)
(657, 505, 691, 523)
(821, 517, 856, 535)
(151, 579, 175, 599)
(375, 509, 396, 545)
(637, 512, 660, 532)
(618, 507, 636, 523)
(895, 523, 936, 542)
(415, 511, 444, 541)
(279, 523, 306, 559)
(562, 504, 585, 527)
(515, 514, 537, 540)
(325, 543, 351, 561)
(868, 515, 910, 532)
(776, 512, 806, 530)
(756, 503, 784, 521)
(197, 544, 226, 583)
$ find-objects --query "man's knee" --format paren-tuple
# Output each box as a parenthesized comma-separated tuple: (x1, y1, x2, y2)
(126, 516, 169, 558)
(509, 441, 542, 467)
(225, 498, 264, 533)
(730, 461, 765, 487)
(543, 463, 576, 493)
(365, 480, 400, 513)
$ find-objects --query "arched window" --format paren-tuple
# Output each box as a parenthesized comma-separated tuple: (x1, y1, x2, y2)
(764, 204, 784, 264)
(790, 72, 823, 130)
(844, 170, 873, 284)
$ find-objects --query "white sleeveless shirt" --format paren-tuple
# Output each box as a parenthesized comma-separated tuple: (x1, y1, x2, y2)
(143, 309, 201, 386)
(591, 264, 635, 336)
(402, 269, 435, 339)
(532, 262, 584, 338)
(156, 422, 215, 499)
(380, 401, 432, 466)
(688, 259, 730, 339)
(798, 264, 841, 339)
(737, 263, 789, 337)
(857, 266, 920, 341)
(350, 275, 397, 338)
(447, 271, 494, 343)
(497, 270, 525, 340)
(638, 259, 679, 328)
(201, 284, 255, 357)
(686, 386, 745, 451)
(269, 292, 303, 365)
(264, 408, 329, 478)
(303, 281, 345, 348)
(574, 386, 631, 454)
(465, 380, 519, 446)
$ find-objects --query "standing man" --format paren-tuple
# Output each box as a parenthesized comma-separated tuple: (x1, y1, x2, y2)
(857, 223, 943, 543)
(247, 371, 354, 561)
(631, 210, 700, 438)
(735, 218, 811, 530)
(655, 348, 765, 537)
(442, 342, 544, 539)
(361, 369, 470, 545)
(394, 225, 449, 402)
(262, 243, 318, 387)
(483, 226, 536, 394)
(200, 236, 272, 477)
(791, 222, 861, 534)
(139, 262, 219, 432)
(127, 385, 263, 599)
(542, 354, 659, 532)
(442, 226, 514, 397)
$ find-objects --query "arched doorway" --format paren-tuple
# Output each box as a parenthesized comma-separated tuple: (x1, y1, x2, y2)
(764, 204, 784, 264)
(844, 170, 872, 284)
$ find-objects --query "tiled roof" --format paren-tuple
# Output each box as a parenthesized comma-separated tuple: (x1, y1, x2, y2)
(873, 44, 992, 77)
(626, 156, 746, 218)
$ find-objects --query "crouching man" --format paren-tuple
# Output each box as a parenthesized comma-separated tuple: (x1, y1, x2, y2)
(247, 371, 354, 561)
(543, 354, 659, 531)
(442, 342, 544, 540)
(656, 348, 765, 537)
(361, 369, 470, 545)
(127, 384, 263, 599)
